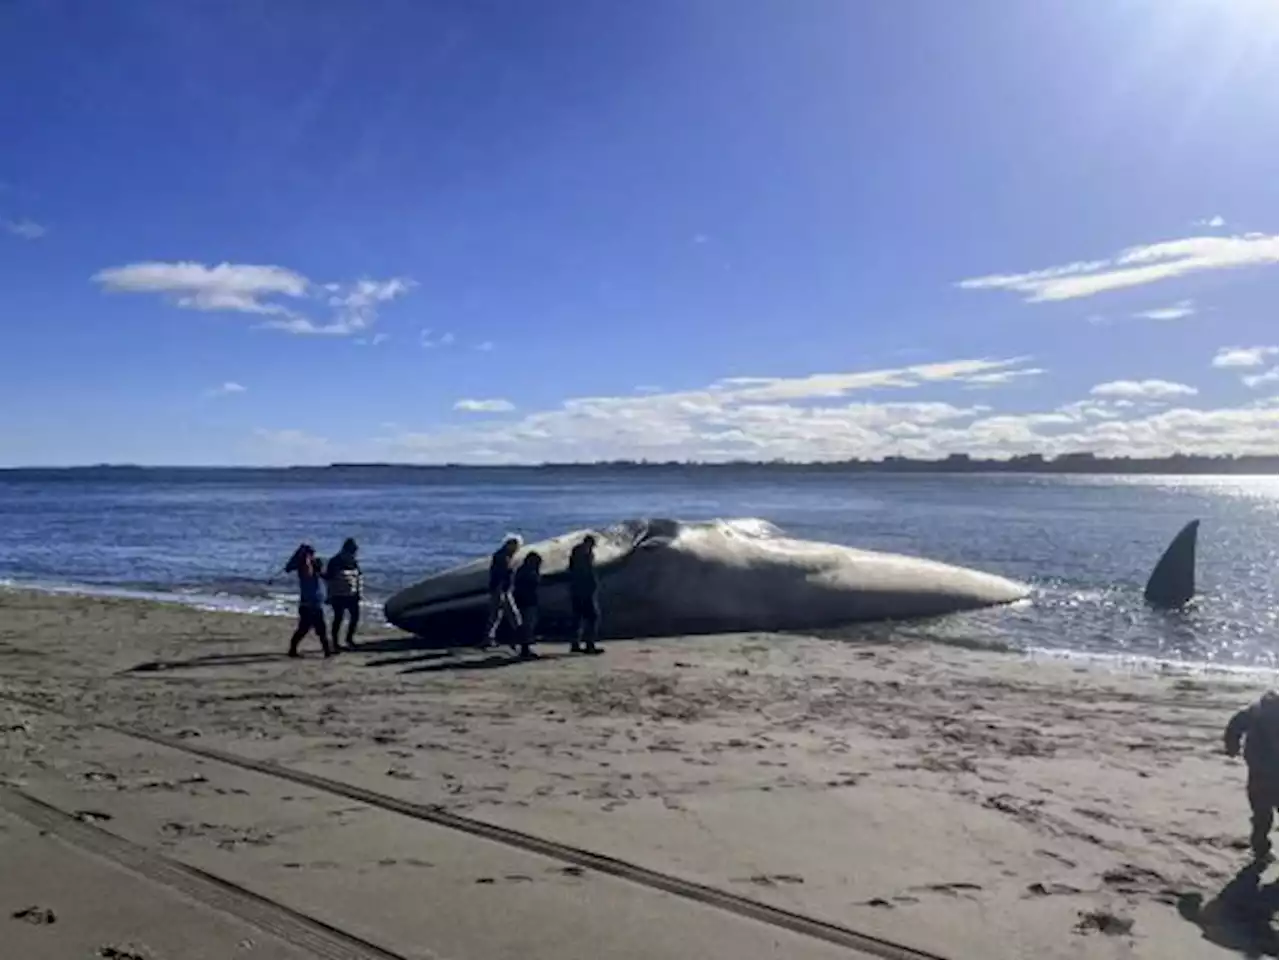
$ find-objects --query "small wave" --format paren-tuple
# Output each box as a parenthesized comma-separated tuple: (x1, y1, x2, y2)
(1024, 645, 1278, 682)
(0, 577, 387, 622)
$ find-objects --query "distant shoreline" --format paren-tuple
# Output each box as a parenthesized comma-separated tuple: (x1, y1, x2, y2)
(1, 453, 1277, 477)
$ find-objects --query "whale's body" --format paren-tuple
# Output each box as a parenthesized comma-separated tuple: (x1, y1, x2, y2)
(383, 518, 1029, 640)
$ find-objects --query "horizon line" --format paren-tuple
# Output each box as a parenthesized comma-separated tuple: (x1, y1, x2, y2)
(2, 452, 1277, 473)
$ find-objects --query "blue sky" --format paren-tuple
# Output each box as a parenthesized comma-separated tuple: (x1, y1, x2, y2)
(1, 0, 1277, 466)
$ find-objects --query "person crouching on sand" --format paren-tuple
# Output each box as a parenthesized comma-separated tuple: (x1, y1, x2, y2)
(325, 537, 363, 651)
(483, 534, 522, 648)
(1225, 690, 1278, 862)
(512, 551, 542, 660)
(283, 544, 332, 658)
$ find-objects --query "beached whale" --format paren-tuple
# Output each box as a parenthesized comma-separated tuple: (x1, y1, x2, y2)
(383, 517, 1029, 641)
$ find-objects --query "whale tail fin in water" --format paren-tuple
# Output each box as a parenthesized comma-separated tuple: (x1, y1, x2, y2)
(1144, 520, 1199, 608)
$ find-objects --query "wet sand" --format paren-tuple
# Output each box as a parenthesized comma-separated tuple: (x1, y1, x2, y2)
(0, 590, 1275, 959)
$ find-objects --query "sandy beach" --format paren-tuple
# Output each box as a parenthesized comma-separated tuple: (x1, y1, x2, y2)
(0, 590, 1274, 960)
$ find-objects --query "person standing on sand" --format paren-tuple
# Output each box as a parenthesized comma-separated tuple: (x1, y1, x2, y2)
(283, 544, 332, 658)
(512, 551, 543, 660)
(483, 535, 522, 648)
(568, 534, 601, 655)
(1224, 690, 1278, 861)
(325, 537, 363, 651)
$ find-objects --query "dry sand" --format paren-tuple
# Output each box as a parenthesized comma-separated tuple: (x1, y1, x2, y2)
(0, 589, 1275, 959)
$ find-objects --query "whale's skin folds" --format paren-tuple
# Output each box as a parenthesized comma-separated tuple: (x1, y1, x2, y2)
(383, 517, 1030, 641)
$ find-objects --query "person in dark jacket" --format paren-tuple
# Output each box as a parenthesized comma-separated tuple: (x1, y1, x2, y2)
(325, 537, 363, 651)
(483, 535, 523, 647)
(283, 543, 331, 658)
(567, 534, 601, 654)
(512, 551, 543, 660)
(1225, 690, 1279, 861)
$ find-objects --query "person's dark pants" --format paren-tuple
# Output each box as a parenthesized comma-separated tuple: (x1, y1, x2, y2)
(1247, 770, 1277, 858)
(289, 604, 331, 657)
(570, 595, 600, 651)
(517, 604, 538, 656)
(330, 596, 361, 649)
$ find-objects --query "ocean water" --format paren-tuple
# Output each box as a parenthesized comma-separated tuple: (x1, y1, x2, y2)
(0, 469, 1275, 669)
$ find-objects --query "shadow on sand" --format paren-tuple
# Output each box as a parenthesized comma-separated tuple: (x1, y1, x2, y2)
(398, 649, 578, 675)
(126, 652, 296, 672)
(351, 634, 462, 655)
(1178, 860, 1278, 958)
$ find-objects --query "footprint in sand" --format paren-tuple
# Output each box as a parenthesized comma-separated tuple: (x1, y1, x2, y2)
(12, 905, 57, 924)
(1025, 882, 1085, 897)
(99, 946, 152, 959)
(1074, 910, 1135, 937)
(1101, 864, 1182, 904)
(905, 882, 983, 899)
(733, 874, 805, 887)
(862, 896, 924, 909)
(1075, 807, 1118, 826)
(1036, 849, 1077, 868)
(1102, 863, 1166, 892)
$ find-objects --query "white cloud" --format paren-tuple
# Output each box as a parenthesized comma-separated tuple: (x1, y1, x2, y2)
(960, 367, 1046, 388)
(693, 357, 1034, 403)
(92, 261, 413, 336)
(3, 218, 47, 240)
(958, 233, 1279, 302)
(368, 358, 1093, 464)
(420, 328, 458, 349)
(475, 340, 495, 352)
(206, 381, 246, 397)
(1133, 300, 1195, 321)
(1243, 367, 1279, 389)
(371, 385, 1275, 465)
(454, 398, 516, 413)
(214, 354, 1272, 465)
(1212, 345, 1279, 368)
(1089, 379, 1198, 400)
(324, 277, 414, 333)
(226, 355, 1274, 467)
(1194, 215, 1226, 228)
(94, 262, 309, 314)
